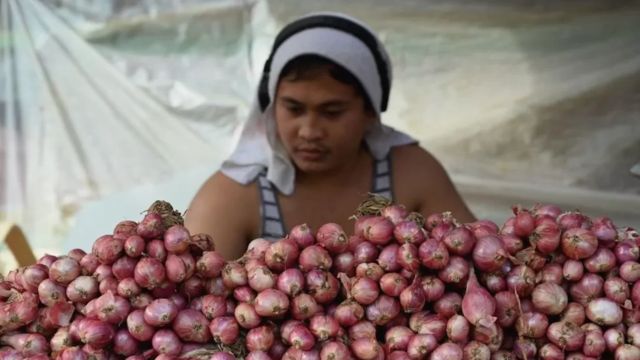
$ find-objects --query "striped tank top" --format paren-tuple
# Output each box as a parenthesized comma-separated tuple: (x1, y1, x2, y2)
(257, 154, 393, 240)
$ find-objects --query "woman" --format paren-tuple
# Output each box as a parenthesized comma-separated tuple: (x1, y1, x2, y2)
(186, 12, 475, 260)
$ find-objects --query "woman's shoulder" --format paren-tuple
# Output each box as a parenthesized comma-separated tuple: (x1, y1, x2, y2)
(390, 144, 452, 203)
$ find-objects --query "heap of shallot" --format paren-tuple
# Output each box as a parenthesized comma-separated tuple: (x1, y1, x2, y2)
(1, 197, 640, 360)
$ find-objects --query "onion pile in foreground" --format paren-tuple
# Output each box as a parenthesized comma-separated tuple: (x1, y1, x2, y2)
(1, 197, 640, 360)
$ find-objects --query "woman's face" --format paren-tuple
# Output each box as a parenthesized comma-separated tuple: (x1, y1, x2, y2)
(274, 67, 375, 175)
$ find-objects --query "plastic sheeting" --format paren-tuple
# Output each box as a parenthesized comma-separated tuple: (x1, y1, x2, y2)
(1, 0, 639, 255)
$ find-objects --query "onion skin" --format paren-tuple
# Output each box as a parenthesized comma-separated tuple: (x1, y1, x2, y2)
(462, 269, 496, 327)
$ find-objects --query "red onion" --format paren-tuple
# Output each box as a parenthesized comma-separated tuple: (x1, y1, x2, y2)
(473, 235, 508, 272)
(99, 277, 118, 294)
(634, 281, 640, 307)
(620, 261, 640, 282)
(222, 261, 248, 289)
(110, 257, 136, 281)
(430, 343, 463, 360)
(288, 324, 315, 351)
(146, 239, 167, 262)
(264, 239, 299, 272)
(462, 269, 496, 327)
(116, 278, 141, 298)
(133, 257, 165, 289)
(277, 268, 305, 297)
(93, 291, 130, 324)
(316, 223, 348, 253)
(349, 320, 377, 340)
(362, 216, 394, 245)
(628, 324, 640, 347)
(333, 252, 355, 276)
(78, 319, 115, 348)
(570, 273, 604, 305)
(394, 220, 425, 245)
(447, 314, 470, 343)
(152, 329, 182, 356)
(511, 206, 535, 238)
(366, 294, 401, 326)
(378, 243, 401, 272)
(234, 302, 261, 329)
(305, 270, 339, 304)
(418, 238, 450, 270)
(209, 316, 240, 345)
(515, 312, 548, 338)
(299, 245, 333, 272)
(462, 341, 490, 360)
(591, 216, 617, 243)
(604, 327, 625, 352)
(246, 238, 270, 259)
(92, 264, 112, 282)
(144, 298, 178, 327)
(513, 338, 537, 360)
(381, 204, 409, 224)
(562, 302, 586, 326)
(616, 344, 640, 360)
(50, 327, 72, 355)
(320, 341, 350, 360)
(506, 265, 536, 297)
(50, 256, 81, 284)
(308, 314, 339, 341)
(0, 333, 49, 356)
(380, 272, 409, 297)
(195, 251, 225, 278)
(426, 212, 454, 230)
(290, 223, 316, 247)
(248, 265, 277, 292)
(530, 221, 561, 255)
(38, 278, 68, 306)
(126, 310, 154, 342)
(400, 276, 426, 313)
(421, 276, 445, 302)
(562, 228, 598, 260)
(539, 263, 563, 285)
(538, 343, 564, 360)
(585, 297, 623, 326)
(291, 293, 321, 320)
(501, 234, 524, 256)
(351, 277, 379, 305)
(434, 292, 462, 318)
(473, 323, 503, 351)
(494, 291, 518, 328)
(547, 321, 585, 351)
(397, 243, 420, 272)
(433, 222, 455, 241)
(209, 352, 236, 360)
(355, 262, 385, 281)
(407, 334, 438, 359)
(350, 338, 382, 359)
(443, 227, 476, 256)
(162, 225, 190, 254)
(615, 240, 640, 263)
(254, 289, 290, 317)
(386, 326, 413, 351)
(532, 282, 568, 315)
(583, 330, 606, 357)
(246, 325, 275, 352)
(172, 309, 211, 343)
(354, 241, 379, 264)
(92, 235, 124, 265)
(410, 313, 446, 340)
(201, 294, 227, 320)
(123, 235, 145, 258)
(66, 276, 99, 303)
(37, 253, 58, 268)
(438, 256, 470, 285)
(605, 277, 630, 305)
(112, 329, 139, 356)
(584, 247, 616, 273)
(79, 254, 100, 275)
(136, 212, 164, 239)
(563, 259, 584, 281)
(335, 299, 365, 327)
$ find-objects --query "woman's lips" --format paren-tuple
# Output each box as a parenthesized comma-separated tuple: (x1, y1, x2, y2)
(295, 148, 326, 161)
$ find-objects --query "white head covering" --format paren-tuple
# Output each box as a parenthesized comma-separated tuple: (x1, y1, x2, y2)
(220, 12, 416, 195)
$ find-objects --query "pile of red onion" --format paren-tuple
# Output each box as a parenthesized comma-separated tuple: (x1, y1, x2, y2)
(1, 199, 640, 360)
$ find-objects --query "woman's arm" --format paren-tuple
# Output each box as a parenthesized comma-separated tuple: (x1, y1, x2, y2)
(394, 145, 476, 223)
(184, 172, 258, 260)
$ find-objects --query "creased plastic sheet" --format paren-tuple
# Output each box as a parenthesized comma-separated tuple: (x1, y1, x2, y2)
(1, 0, 639, 257)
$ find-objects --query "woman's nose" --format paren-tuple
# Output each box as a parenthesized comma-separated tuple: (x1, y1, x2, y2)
(298, 114, 324, 140)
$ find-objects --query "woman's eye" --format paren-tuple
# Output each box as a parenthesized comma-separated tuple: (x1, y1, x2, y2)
(323, 110, 343, 118)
